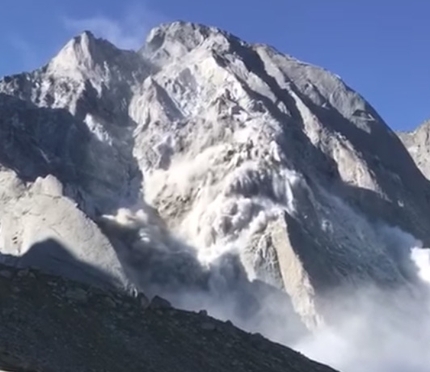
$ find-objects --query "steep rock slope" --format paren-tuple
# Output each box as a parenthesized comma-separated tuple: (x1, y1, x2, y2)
(132, 23, 430, 327)
(398, 120, 430, 179)
(0, 21, 430, 339)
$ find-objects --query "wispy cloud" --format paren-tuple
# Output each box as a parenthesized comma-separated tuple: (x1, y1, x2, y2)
(62, 3, 167, 50)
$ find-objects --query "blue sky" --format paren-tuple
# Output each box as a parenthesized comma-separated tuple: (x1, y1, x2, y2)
(1, 0, 428, 131)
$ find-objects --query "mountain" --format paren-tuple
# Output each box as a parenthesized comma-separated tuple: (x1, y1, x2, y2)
(1, 21, 430, 371)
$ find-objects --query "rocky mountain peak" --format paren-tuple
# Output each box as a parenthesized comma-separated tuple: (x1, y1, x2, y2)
(48, 31, 112, 77)
(1, 21, 430, 372)
(48, 30, 146, 89)
(142, 21, 240, 63)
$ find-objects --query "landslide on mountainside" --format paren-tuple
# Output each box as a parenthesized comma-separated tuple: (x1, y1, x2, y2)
(1, 21, 430, 372)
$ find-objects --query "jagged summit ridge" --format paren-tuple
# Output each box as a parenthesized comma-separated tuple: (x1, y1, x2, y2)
(1, 22, 430, 371)
(48, 30, 147, 85)
(143, 21, 236, 57)
(49, 31, 106, 75)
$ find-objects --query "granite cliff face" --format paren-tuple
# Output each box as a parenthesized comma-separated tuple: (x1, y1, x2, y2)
(1, 21, 430, 372)
(398, 120, 430, 180)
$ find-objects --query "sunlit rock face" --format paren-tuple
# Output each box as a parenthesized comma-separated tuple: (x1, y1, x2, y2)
(1, 22, 430, 347)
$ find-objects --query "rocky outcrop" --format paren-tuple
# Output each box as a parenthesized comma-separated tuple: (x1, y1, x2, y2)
(398, 120, 430, 179)
(0, 171, 130, 290)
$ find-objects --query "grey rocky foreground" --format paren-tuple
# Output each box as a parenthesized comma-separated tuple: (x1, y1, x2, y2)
(0, 264, 338, 372)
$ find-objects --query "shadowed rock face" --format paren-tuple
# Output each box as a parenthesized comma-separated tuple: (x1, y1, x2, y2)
(398, 120, 430, 180)
(0, 263, 339, 372)
(1, 21, 430, 371)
